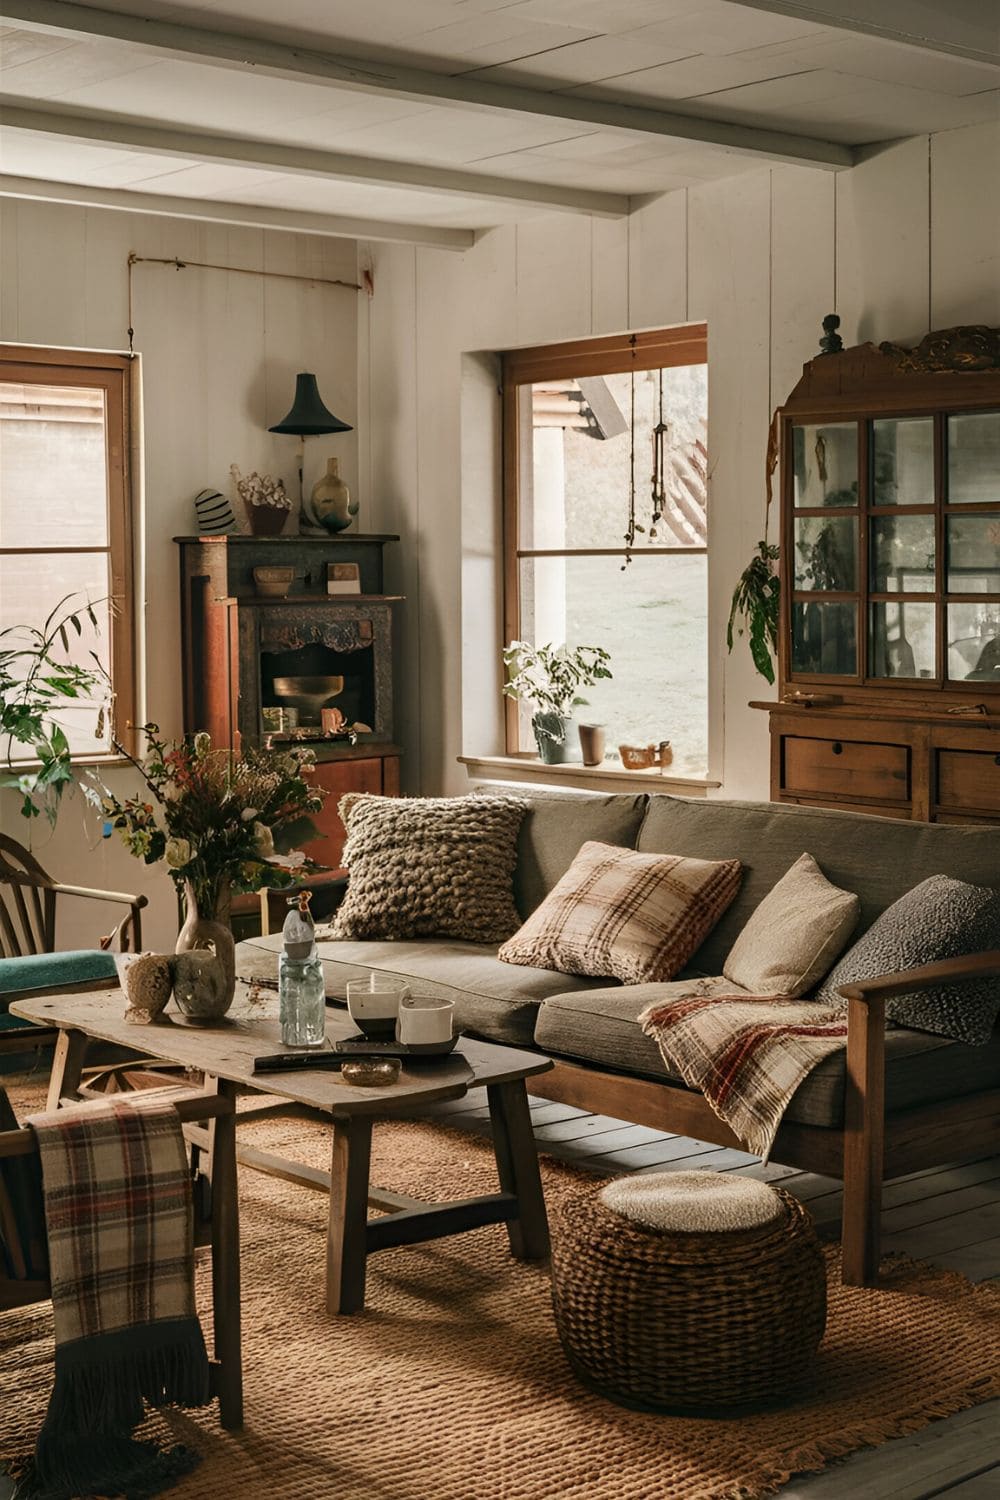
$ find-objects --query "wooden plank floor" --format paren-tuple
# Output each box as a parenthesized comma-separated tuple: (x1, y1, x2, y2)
(414, 1089, 1000, 1499)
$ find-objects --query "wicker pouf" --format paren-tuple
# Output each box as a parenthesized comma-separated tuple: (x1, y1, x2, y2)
(550, 1171, 827, 1412)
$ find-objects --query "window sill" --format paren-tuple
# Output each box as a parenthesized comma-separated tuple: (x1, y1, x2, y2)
(458, 754, 721, 797)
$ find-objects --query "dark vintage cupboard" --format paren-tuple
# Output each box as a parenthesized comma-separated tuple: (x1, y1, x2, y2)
(175, 533, 402, 883)
(754, 326, 1000, 824)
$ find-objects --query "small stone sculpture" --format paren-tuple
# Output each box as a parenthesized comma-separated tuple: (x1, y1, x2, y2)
(172, 949, 230, 1022)
(819, 313, 843, 355)
(120, 953, 173, 1025)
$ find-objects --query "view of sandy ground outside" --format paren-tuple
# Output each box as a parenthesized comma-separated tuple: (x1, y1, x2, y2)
(520, 363, 708, 776)
(0, 382, 112, 758)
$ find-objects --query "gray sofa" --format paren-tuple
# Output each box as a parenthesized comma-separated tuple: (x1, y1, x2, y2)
(239, 791, 1000, 1281)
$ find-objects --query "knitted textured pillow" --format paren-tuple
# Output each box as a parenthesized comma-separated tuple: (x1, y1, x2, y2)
(330, 794, 529, 944)
(498, 840, 742, 984)
(816, 874, 1000, 1045)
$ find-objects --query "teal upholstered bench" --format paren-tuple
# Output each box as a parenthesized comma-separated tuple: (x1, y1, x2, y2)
(0, 950, 119, 1072)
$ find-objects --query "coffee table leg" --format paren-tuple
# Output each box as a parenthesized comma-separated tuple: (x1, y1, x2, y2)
(327, 1115, 373, 1315)
(487, 1079, 550, 1260)
(46, 1027, 89, 1112)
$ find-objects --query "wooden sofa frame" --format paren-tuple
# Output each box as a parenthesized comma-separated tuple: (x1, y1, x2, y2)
(526, 951, 1000, 1286)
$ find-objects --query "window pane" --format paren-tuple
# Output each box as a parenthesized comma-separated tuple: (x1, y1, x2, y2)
(792, 423, 857, 508)
(947, 514, 1000, 593)
(948, 603, 1000, 683)
(793, 515, 857, 591)
(870, 515, 935, 593)
(518, 364, 707, 551)
(869, 601, 935, 679)
(518, 553, 707, 775)
(791, 601, 857, 675)
(0, 382, 109, 548)
(871, 417, 934, 506)
(0, 552, 112, 757)
(948, 412, 1000, 505)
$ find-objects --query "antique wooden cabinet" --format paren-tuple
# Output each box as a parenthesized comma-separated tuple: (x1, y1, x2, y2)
(175, 532, 402, 877)
(755, 326, 1000, 824)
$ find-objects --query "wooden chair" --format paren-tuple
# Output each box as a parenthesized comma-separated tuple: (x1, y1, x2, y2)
(0, 833, 148, 1060)
(0, 1086, 243, 1429)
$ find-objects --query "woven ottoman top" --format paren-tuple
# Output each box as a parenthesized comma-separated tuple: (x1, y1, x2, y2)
(599, 1170, 785, 1234)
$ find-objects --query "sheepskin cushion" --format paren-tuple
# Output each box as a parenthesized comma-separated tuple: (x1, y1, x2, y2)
(498, 840, 742, 984)
(600, 1170, 785, 1233)
(330, 794, 529, 944)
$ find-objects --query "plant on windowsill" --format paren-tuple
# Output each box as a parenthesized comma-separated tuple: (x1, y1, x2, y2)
(502, 641, 612, 766)
(727, 412, 781, 686)
(0, 595, 112, 825)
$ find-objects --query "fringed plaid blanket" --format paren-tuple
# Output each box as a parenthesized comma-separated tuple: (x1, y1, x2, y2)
(639, 986, 850, 1159)
(18, 1091, 210, 1500)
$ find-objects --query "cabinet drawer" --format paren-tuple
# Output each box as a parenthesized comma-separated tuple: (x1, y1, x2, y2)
(936, 749, 1000, 815)
(783, 736, 910, 802)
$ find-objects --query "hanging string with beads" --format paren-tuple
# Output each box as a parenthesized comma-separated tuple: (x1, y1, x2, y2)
(650, 366, 668, 542)
(622, 366, 637, 569)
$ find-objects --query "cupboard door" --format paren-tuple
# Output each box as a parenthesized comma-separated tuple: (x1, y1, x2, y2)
(307, 759, 385, 872)
(936, 749, 1000, 816)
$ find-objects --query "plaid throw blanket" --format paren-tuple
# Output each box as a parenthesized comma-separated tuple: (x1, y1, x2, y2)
(639, 984, 850, 1159)
(18, 1091, 210, 1500)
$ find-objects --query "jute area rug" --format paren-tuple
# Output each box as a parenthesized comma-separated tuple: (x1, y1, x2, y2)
(2, 1075, 999, 1500)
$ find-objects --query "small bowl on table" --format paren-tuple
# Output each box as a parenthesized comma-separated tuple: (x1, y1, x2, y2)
(253, 566, 294, 598)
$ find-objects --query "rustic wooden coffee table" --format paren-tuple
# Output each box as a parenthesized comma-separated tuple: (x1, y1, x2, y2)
(11, 985, 554, 1315)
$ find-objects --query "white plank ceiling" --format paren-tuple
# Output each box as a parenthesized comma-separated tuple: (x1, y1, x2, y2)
(0, 1, 998, 240)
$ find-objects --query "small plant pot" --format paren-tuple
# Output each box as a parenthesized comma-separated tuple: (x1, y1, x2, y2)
(533, 713, 571, 764)
(578, 724, 606, 766)
(245, 503, 289, 537)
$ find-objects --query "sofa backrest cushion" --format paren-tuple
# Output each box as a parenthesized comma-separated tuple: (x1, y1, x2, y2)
(637, 795, 1000, 977)
(509, 791, 648, 916)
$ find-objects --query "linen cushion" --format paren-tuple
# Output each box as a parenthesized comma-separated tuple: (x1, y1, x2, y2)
(636, 795, 1000, 976)
(816, 874, 1000, 1045)
(497, 840, 742, 984)
(330, 794, 529, 944)
(0, 949, 118, 1001)
(723, 852, 860, 996)
(490, 790, 647, 917)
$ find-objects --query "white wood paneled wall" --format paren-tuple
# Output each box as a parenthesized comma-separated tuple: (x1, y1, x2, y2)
(361, 120, 1000, 800)
(0, 200, 359, 947)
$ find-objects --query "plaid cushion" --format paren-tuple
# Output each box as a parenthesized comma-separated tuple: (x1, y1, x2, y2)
(498, 840, 742, 984)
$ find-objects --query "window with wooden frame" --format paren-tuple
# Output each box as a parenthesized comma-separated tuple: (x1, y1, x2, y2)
(502, 325, 709, 775)
(0, 345, 136, 760)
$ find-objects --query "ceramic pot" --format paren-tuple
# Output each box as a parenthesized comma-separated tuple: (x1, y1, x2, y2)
(308, 458, 358, 534)
(532, 712, 571, 764)
(578, 724, 606, 766)
(174, 879, 236, 1021)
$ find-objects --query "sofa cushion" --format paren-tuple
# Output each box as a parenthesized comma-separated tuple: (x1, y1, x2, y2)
(0, 949, 118, 1003)
(723, 852, 860, 996)
(637, 795, 1000, 977)
(498, 841, 742, 984)
(330, 793, 528, 944)
(533, 984, 1000, 1130)
(482, 789, 647, 917)
(816, 875, 1000, 1045)
(237, 934, 606, 1049)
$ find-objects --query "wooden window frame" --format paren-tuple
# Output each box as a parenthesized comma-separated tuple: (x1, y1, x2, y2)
(0, 343, 137, 761)
(501, 324, 708, 753)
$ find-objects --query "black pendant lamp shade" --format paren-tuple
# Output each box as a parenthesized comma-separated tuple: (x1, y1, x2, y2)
(269, 373, 353, 437)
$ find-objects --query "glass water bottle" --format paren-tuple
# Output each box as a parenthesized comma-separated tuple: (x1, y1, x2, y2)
(279, 891, 326, 1048)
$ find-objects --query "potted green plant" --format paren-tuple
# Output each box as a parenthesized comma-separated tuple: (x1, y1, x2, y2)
(502, 641, 612, 765)
(0, 595, 111, 824)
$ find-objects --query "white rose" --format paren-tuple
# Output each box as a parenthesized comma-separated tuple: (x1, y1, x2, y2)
(266, 849, 306, 869)
(161, 780, 183, 803)
(193, 732, 211, 756)
(165, 837, 193, 869)
(240, 807, 258, 822)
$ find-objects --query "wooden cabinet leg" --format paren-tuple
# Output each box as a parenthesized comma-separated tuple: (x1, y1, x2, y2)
(45, 1028, 89, 1112)
(488, 1080, 550, 1261)
(327, 1115, 373, 1315)
(209, 1078, 243, 1429)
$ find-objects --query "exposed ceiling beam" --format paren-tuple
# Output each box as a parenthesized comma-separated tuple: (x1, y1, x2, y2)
(733, 1, 1000, 68)
(0, 102, 629, 217)
(0, 0, 855, 170)
(0, 173, 476, 249)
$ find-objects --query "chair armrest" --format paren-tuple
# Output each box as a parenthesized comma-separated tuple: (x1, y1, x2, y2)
(47, 883, 149, 910)
(838, 949, 1000, 1005)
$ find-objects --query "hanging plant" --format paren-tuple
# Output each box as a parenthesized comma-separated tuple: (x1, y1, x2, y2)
(726, 412, 781, 686)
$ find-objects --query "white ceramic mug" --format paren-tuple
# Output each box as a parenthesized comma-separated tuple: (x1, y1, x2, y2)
(396, 994, 454, 1047)
(346, 976, 409, 1037)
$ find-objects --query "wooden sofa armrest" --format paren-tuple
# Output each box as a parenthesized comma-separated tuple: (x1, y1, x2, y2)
(838, 949, 1000, 1004)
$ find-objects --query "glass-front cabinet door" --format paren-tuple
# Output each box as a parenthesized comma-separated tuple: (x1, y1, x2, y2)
(787, 407, 1000, 691)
